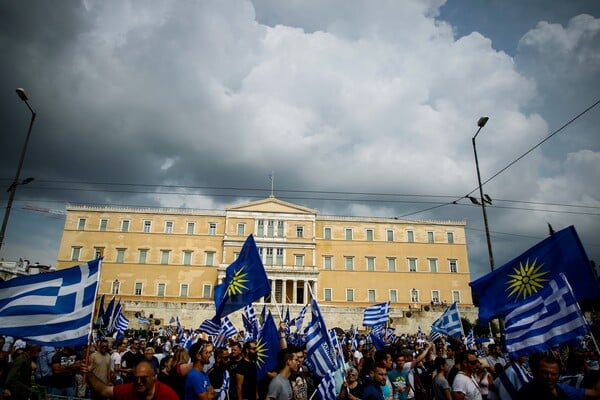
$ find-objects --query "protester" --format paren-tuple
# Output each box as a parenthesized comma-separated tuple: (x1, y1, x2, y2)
(90, 339, 113, 398)
(339, 367, 363, 400)
(451, 350, 482, 400)
(233, 341, 258, 400)
(111, 340, 128, 385)
(48, 345, 83, 397)
(185, 341, 215, 400)
(3, 343, 41, 400)
(121, 339, 144, 383)
(432, 356, 451, 400)
(362, 361, 388, 400)
(267, 348, 300, 400)
(85, 359, 179, 399)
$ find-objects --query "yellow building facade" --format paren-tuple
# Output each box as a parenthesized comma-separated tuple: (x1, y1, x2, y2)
(56, 196, 474, 329)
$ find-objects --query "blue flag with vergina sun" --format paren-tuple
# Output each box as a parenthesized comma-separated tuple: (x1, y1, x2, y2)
(470, 225, 600, 323)
(255, 311, 280, 381)
(213, 234, 271, 320)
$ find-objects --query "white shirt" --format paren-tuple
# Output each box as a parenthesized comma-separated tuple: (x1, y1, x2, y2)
(110, 351, 122, 380)
(452, 372, 482, 400)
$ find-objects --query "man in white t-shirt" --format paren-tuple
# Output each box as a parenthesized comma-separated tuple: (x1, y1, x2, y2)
(401, 342, 433, 400)
(110, 340, 127, 385)
(452, 350, 482, 400)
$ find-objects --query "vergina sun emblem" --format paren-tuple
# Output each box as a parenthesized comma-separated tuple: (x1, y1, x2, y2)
(226, 266, 249, 297)
(505, 258, 549, 302)
(255, 337, 269, 367)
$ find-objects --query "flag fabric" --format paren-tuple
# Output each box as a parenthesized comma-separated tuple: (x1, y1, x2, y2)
(216, 370, 230, 400)
(470, 225, 600, 323)
(113, 307, 129, 334)
(431, 302, 463, 338)
(243, 304, 259, 340)
(504, 273, 589, 357)
(417, 326, 424, 342)
(351, 326, 359, 351)
(306, 298, 337, 377)
(284, 307, 291, 336)
(369, 332, 387, 351)
(176, 317, 184, 342)
(103, 296, 115, 327)
(256, 312, 280, 381)
(217, 316, 238, 345)
(430, 329, 443, 343)
(316, 370, 337, 400)
(466, 328, 475, 349)
(371, 324, 384, 338)
(213, 235, 271, 319)
(98, 294, 106, 326)
(292, 304, 308, 332)
(137, 316, 150, 325)
(169, 316, 176, 324)
(0, 259, 101, 347)
(165, 326, 175, 337)
(108, 299, 121, 333)
(362, 302, 390, 327)
(198, 318, 221, 336)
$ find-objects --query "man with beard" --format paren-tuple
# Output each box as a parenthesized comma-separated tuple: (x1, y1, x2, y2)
(234, 341, 258, 400)
(228, 342, 244, 400)
(208, 347, 230, 392)
(267, 348, 300, 400)
(185, 341, 216, 400)
(362, 362, 388, 400)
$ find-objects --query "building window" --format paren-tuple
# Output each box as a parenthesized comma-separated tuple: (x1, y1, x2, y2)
(366, 229, 374, 241)
(209, 223, 217, 235)
(180, 284, 189, 297)
(111, 280, 120, 295)
(187, 222, 195, 235)
(99, 219, 108, 231)
(411, 288, 419, 303)
(389, 289, 398, 303)
(429, 258, 438, 272)
(275, 248, 284, 265)
(94, 247, 104, 259)
(427, 231, 435, 243)
(257, 220, 265, 236)
(432, 290, 440, 304)
(121, 220, 130, 232)
(157, 283, 166, 297)
(165, 221, 173, 233)
(116, 248, 126, 263)
(160, 250, 170, 265)
(408, 258, 417, 272)
(447, 232, 454, 244)
(134, 282, 143, 296)
(277, 220, 284, 237)
(366, 257, 375, 272)
(452, 290, 461, 303)
(324, 227, 332, 240)
(267, 220, 274, 237)
(203, 284, 212, 298)
(294, 255, 304, 267)
(205, 252, 215, 266)
(71, 247, 81, 261)
(346, 289, 354, 302)
(345, 257, 354, 271)
(183, 251, 193, 266)
(265, 248, 273, 265)
(143, 220, 151, 233)
(387, 258, 396, 272)
(345, 228, 353, 240)
(449, 259, 458, 273)
(139, 249, 148, 264)
(237, 223, 245, 236)
(387, 229, 394, 242)
(368, 289, 376, 302)
(77, 218, 86, 231)
(296, 226, 304, 238)
(407, 230, 414, 242)
(324, 288, 332, 302)
(323, 256, 332, 270)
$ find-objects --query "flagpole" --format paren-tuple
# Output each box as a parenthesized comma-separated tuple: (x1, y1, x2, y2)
(85, 258, 103, 381)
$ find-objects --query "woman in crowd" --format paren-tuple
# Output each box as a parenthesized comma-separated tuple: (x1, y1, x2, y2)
(339, 367, 363, 400)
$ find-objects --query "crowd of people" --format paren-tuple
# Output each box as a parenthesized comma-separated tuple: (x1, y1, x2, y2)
(1, 328, 600, 400)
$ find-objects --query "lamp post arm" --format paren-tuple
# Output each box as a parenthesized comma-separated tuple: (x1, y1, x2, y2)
(472, 133, 495, 271)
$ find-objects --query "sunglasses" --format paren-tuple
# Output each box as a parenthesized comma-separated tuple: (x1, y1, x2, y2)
(468, 359, 480, 365)
(135, 375, 150, 384)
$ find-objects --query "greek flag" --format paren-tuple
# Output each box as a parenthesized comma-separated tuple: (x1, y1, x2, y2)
(417, 326, 424, 341)
(217, 370, 230, 400)
(198, 318, 221, 336)
(429, 329, 443, 343)
(316, 370, 336, 400)
(0, 259, 100, 347)
(351, 326, 359, 351)
(215, 316, 238, 347)
(431, 302, 463, 338)
(113, 308, 129, 334)
(504, 273, 589, 357)
(362, 301, 390, 327)
(292, 304, 308, 331)
(306, 298, 337, 377)
(137, 316, 150, 324)
(466, 328, 475, 349)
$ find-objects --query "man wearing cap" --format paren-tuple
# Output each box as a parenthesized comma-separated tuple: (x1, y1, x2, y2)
(3, 342, 41, 400)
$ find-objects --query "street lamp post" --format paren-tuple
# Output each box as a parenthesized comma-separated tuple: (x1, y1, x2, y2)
(0, 88, 37, 252)
(472, 116, 495, 271)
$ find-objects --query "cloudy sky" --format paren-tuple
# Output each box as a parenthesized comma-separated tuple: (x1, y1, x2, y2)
(1, 0, 598, 281)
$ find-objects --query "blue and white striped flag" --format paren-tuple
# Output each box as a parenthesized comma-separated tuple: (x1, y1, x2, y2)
(466, 328, 475, 349)
(417, 326, 424, 341)
(0, 259, 101, 347)
(429, 328, 443, 343)
(113, 308, 129, 334)
(217, 370, 230, 400)
(351, 326, 359, 351)
(137, 316, 150, 325)
(306, 298, 337, 377)
(198, 318, 221, 336)
(215, 316, 238, 347)
(431, 302, 463, 338)
(371, 324, 384, 338)
(504, 273, 589, 357)
(292, 304, 308, 332)
(362, 302, 390, 327)
(316, 370, 336, 400)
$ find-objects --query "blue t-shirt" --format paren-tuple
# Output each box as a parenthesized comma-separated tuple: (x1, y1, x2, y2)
(185, 368, 210, 400)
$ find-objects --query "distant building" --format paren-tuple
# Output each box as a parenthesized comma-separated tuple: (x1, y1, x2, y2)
(56, 196, 474, 329)
(0, 258, 51, 281)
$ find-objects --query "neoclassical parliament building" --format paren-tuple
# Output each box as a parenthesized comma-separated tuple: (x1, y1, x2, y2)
(56, 196, 474, 330)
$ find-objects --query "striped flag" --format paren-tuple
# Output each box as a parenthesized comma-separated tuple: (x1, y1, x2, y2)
(351, 326, 359, 351)
(316, 370, 336, 400)
(466, 328, 475, 349)
(431, 302, 463, 338)
(0, 259, 101, 347)
(362, 302, 390, 327)
(306, 298, 337, 377)
(429, 329, 442, 343)
(504, 273, 589, 357)
(215, 316, 238, 347)
(198, 318, 221, 336)
(217, 370, 230, 400)
(113, 308, 129, 334)
(417, 326, 424, 341)
(292, 304, 308, 331)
